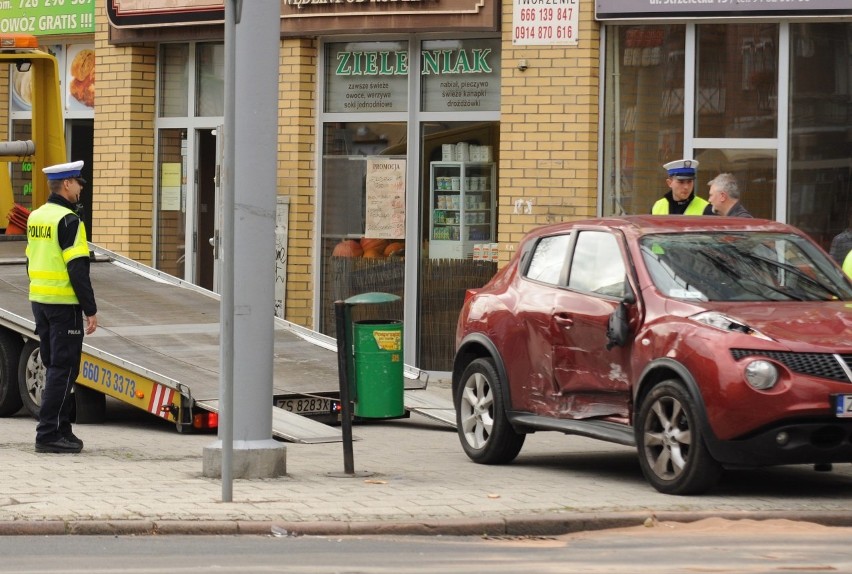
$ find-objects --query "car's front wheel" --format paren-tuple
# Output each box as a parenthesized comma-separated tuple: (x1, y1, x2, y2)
(455, 357, 525, 464)
(635, 380, 722, 495)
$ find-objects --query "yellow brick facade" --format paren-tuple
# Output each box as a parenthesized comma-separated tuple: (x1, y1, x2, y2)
(279, 39, 318, 329)
(91, 2, 155, 263)
(497, 0, 600, 261)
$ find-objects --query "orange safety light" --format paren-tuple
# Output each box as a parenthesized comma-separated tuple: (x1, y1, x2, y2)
(192, 411, 219, 430)
(0, 34, 39, 49)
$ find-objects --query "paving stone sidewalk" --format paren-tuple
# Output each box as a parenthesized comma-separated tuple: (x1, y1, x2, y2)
(2, 384, 852, 536)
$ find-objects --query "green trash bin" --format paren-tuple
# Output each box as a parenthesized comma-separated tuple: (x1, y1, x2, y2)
(352, 319, 404, 418)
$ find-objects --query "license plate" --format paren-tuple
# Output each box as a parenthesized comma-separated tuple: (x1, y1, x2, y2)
(277, 397, 336, 416)
(835, 394, 852, 418)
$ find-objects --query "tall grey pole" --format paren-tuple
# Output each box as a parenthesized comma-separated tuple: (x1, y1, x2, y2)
(219, 0, 238, 503)
(204, 0, 285, 488)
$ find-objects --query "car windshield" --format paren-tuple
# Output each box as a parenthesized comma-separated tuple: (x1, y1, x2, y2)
(640, 232, 852, 302)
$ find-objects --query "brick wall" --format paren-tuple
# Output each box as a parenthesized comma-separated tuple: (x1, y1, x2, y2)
(279, 39, 318, 329)
(496, 0, 600, 262)
(91, 1, 156, 263)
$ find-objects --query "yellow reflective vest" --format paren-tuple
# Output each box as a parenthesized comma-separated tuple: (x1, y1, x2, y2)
(26, 202, 90, 305)
(651, 195, 709, 215)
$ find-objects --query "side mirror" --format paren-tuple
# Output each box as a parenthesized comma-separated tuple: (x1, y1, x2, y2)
(606, 288, 635, 350)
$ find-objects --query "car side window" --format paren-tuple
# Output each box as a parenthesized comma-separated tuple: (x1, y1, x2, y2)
(525, 234, 571, 285)
(568, 231, 627, 297)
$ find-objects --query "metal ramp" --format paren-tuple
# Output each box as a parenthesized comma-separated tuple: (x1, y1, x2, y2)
(197, 400, 346, 444)
(403, 386, 456, 428)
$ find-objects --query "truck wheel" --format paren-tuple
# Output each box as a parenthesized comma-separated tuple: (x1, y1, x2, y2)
(73, 383, 106, 424)
(17, 340, 45, 419)
(0, 330, 24, 416)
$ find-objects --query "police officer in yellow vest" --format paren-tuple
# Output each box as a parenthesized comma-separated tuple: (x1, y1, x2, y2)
(651, 159, 710, 215)
(26, 160, 98, 454)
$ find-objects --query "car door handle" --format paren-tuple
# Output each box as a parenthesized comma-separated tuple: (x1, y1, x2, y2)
(554, 314, 573, 327)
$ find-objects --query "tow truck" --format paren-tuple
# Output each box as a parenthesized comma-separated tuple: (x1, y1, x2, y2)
(0, 34, 455, 442)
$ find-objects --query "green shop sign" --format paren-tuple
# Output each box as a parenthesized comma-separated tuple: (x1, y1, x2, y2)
(326, 38, 501, 113)
(0, 0, 96, 36)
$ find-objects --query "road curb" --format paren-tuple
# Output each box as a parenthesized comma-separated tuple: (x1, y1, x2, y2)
(2, 510, 852, 536)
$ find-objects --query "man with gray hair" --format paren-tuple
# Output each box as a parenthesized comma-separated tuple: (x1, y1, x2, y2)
(706, 173, 752, 217)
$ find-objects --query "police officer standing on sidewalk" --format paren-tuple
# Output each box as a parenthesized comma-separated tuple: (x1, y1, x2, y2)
(26, 160, 98, 454)
(652, 159, 710, 215)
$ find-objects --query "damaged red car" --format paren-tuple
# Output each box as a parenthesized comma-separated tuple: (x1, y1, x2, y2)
(452, 216, 852, 494)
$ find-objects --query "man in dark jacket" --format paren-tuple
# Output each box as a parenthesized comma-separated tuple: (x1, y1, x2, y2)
(26, 160, 98, 454)
(706, 173, 753, 218)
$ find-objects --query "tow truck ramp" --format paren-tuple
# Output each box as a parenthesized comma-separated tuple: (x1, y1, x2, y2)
(0, 239, 455, 444)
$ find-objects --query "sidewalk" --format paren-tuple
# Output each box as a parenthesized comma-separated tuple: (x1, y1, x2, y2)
(3, 383, 852, 536)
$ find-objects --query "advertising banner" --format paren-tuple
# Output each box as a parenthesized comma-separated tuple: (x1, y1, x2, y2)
(1, 2, 95, 36)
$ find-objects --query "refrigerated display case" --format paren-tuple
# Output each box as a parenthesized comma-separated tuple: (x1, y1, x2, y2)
(429, 161, 496, 259)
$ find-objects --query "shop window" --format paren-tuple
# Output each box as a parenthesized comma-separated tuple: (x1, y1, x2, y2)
(159, 44, 189, 118)
(155, 129, 186, 280)
(696, 24, 778, 139)
(602, 25, 686, 215)
(196, 43, 224, 117)
(318, 122, 407, 336)
(788, 22, 852, 253)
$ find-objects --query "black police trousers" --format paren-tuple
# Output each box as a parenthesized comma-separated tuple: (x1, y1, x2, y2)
(31, 302, 84, 444)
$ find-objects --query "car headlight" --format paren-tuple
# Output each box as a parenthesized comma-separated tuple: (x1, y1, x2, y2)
(744, 360, 779, 390)
(690, 311, 771, 340)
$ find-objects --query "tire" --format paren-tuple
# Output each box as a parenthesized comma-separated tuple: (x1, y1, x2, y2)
(635, 379, 723, 495)
(455, 357, 525, 464)
(0, 330, 24, 416)
(18, 340, 45, 419)
(73, 383, 106, 424)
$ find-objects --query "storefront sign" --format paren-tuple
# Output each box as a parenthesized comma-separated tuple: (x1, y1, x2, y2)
(107, 0, 497, 34)
(420, 39, 501, 112)
(326, 42, 410, 112)
(281, 0, 498, 36)
(107, 0, 223, 28)
(512, 0, 579, 46)
(365, 158, 406, 239)
(1, 3, 95, 35)
(326, 39, 500, 113)
(596, 0, 852, 20)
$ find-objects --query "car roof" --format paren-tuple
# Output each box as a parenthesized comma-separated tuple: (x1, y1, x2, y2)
(525, 215, 797, 240)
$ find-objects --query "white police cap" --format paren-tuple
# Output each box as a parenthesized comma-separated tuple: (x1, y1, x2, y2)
(663, 158, 699, 180)
(43, 160, 86, 182)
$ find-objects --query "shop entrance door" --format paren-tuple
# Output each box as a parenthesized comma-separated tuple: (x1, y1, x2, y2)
(194, 128, 219, 292)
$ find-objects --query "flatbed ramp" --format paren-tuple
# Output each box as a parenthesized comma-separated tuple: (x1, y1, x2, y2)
(0, 240, 455, 443)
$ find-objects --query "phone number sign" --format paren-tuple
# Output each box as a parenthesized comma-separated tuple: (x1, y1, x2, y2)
(513, 0, 578, 46)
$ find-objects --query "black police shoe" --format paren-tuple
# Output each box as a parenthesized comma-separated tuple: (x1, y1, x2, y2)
(35, 437, 83, 454)
(64, 431, 84, 449)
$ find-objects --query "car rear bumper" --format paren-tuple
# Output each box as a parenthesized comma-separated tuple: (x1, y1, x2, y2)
(707, 419, 852, 468)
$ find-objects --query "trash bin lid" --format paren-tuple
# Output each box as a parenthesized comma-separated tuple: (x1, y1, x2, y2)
(344, 292, 400, 306)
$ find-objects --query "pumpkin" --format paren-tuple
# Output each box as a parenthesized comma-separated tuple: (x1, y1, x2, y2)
(332, 239, 363, 257)
(384, 241, 405, 257)
(362, 248, 385, 258)
(360, 237, 389, 253)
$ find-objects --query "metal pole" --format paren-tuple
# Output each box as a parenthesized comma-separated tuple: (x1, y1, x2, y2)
(219, 0, 239, 502)
(334, 300, 355, 475)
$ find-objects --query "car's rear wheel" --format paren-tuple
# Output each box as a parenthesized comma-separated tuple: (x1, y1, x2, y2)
(636, 380, 722, 495)
(456, 357, 525, 464)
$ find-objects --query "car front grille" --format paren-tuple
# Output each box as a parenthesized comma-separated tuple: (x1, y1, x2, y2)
(731, 349, 852, 383)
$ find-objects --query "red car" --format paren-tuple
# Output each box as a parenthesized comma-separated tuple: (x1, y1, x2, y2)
(453, 216, 852, 494)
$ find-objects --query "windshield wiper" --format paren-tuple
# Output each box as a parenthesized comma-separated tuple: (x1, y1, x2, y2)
(740, 251, 842, 300)
(698, 251, 803, 301)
